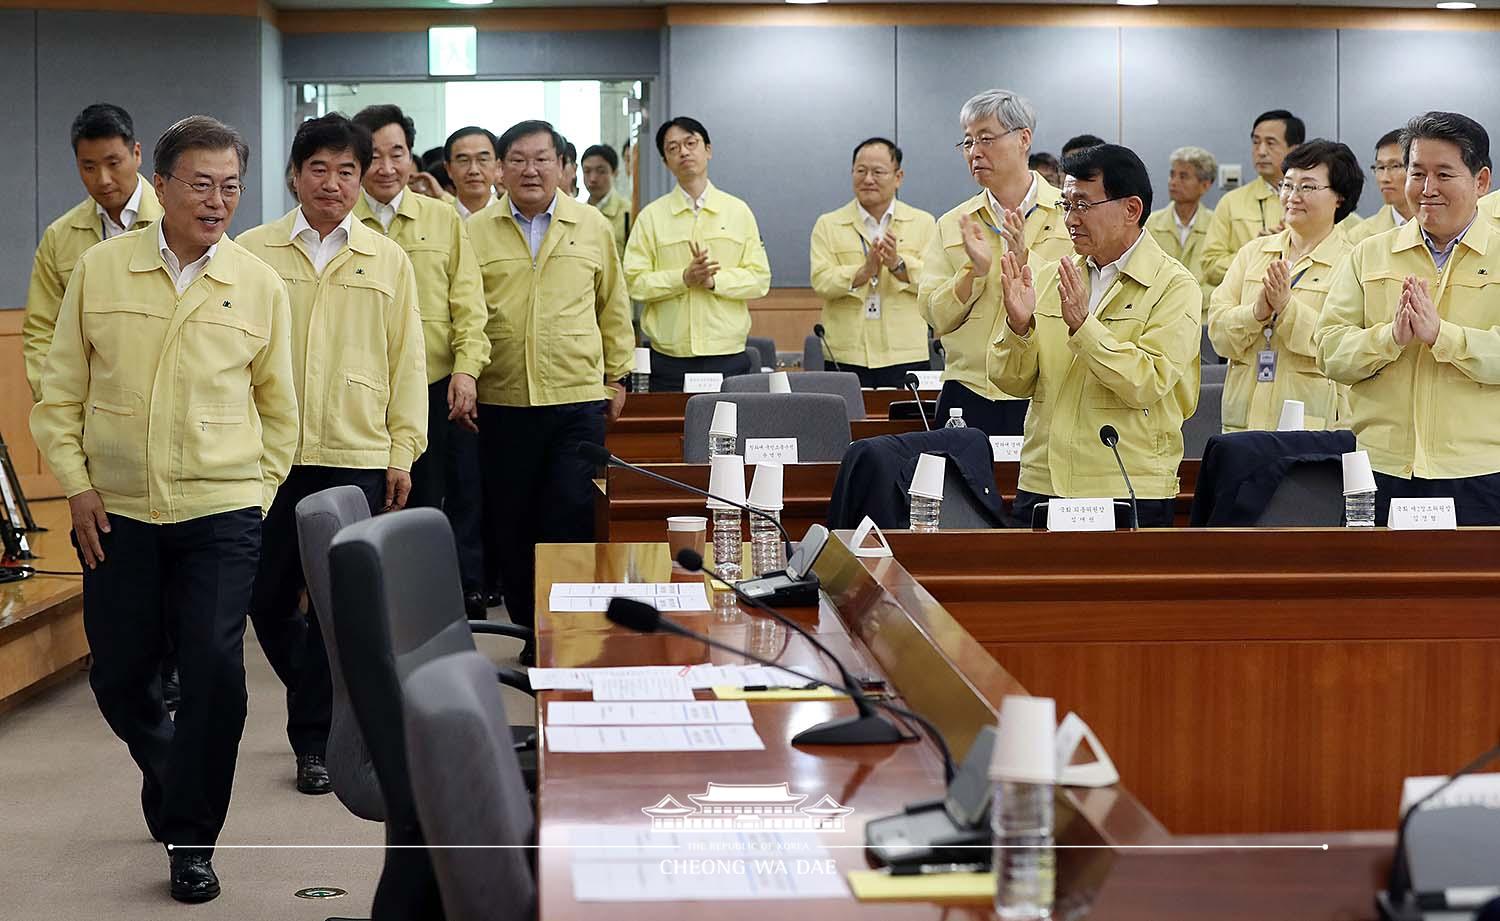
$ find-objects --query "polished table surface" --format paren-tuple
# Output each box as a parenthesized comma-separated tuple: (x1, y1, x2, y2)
(532, 539, 1392, 920)
(866, 526, 1500, 836)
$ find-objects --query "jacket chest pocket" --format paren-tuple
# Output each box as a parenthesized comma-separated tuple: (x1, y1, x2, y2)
(405, 245, 454, 322)
(480, 256, 533, 336)
(1440, 271, 1500, 328)
(541, 253, 598, 322)
(700, 225, 746, 267)
(83, 301, 170, 357)
(183, 310, 268, 379)
(1360, 273, 1407, 326)
(1085, 316, 1147, 408)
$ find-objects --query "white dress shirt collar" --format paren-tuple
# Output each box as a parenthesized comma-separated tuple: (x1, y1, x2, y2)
(1086, 230, 1147, 313)
(985, 174, 1039, 224)
(99, 178, 146, 240)
(157, 223, 217, 295)
(1173, 205, 1199, 248)
(365, 188, 404, 232)
(457, 190, 497, 221)
(292, 208, 355, 275)
(858, 200, 896, 239)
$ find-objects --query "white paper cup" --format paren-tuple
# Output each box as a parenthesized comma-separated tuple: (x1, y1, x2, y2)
(707, 454, 747, 509)
(1277, 400, 1305, 432)
(709, 401, 738, 437)
(748, 462, 785, 511)
(769, 371, 792, 394)
(989, 695, 1058, 783)
(634, 347, 652, 373)
(909, 453, 946, 500)
(1341, 449, 1377, 496)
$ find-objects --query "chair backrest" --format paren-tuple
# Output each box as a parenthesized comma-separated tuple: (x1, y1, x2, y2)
(929, 337, 946, 371)
(1201, 325, 1224, 364)
(828, 428, 1004, 530)
(802, 334, 824, 371)
(938, 464, 997, 529)
(720, 370, 866, 420)
(294, 485, 383, 823)
(1199, 360, 1228, 385)
(329, 509, 465, 917)
(1255, 459, 1345, 526)
(746, 336, 778, 372)
(683, 393, 853, 463)
(1183, 381, 1224, 458)
(403, 651, 536, 921)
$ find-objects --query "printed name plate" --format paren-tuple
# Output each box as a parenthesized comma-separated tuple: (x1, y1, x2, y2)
(683, 373, 724, 393)
(1047, 498, 1115, 532)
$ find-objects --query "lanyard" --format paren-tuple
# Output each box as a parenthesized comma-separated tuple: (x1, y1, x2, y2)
(982, 203, 1039, 237)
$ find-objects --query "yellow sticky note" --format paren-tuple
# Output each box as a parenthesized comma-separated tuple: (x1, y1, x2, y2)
(846, 870, 995, 902)
(711, 685, 848, 701)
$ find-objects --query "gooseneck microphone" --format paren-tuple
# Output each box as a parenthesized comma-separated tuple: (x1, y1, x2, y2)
(1377, 735, 1500, 921)
(1098, 424, 1139, 531)
(606, 596, 955, 781)
(903, 372, 932, 432)
(577, 442, 794, 553)
(813, 323, 843, 371)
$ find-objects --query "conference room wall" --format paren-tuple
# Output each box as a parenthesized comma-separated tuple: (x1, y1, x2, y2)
(666, 25, 897, 299)
(262, 19, 289, 224)
(0, 9, 268, 308)
(0, 11, 39, 313)
(1120, 27, 1340, 213)
(1338, 28, 1500, 216)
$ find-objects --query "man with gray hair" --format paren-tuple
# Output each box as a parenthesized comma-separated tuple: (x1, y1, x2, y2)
(31, 115, 299, 902)
(1146, 145, 1217, 316)
(919, 88, 1074, 436)
(1317, 111, 1500, 525)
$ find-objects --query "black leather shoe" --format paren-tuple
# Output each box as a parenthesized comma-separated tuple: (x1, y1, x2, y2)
(464, 591, 487, 618)
(485, 588, 503, 608)
(295, 754, 332, 795)
(169, 851, 220, 903)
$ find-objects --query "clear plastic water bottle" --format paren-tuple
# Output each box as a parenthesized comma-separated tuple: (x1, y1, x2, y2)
(749, 509, 786, 577)
(992, 780, 1056, 920)
(1344, 489, 1376, 527)
(708, 433, 737, 458)
(712, 508, 743, 581)
(945, 408, 967, 428)
(910, 494, 942, 532)
(630, 369, 650, 393)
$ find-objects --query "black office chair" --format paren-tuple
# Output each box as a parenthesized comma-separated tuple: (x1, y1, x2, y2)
(1254, 459, 1344, 526)
(828, 428, 1006, 529)
(329, 508, 537, 921)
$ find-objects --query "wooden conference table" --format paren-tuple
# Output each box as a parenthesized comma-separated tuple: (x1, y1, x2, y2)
(532, 534, 1393, 920)
(607, 390, 934, 464)
(596, 460, 1202, 541)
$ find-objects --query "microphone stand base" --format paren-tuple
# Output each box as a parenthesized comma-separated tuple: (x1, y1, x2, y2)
(793, 712, 906, 746)
(737, 572, 820, 608)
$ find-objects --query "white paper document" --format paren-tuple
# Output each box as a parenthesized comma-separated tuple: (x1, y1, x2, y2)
(569, 827, 849, 901)
(548, 700, 754, 726)
(591, 675, 697, 701)
(548, 582, 711, 613)
(546, 724, 766, 753)
(529, 663, 815, 692)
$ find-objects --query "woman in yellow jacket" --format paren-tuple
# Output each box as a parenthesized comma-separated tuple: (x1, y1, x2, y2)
(1207, 140, 1363, 432)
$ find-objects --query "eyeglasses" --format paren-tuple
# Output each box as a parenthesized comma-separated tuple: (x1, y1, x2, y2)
(451, 153, 494, 168)
(1060, 195, 1130, 216)
(853, 167, 893, 180)
(663, 136, 703, 156)
(503, 155, 557, 171)
(1278, 181, 1332, 197)
(1370, 163, 1405, 175)
(168, 174, 244, 200)
(956, 127, 1020, 154)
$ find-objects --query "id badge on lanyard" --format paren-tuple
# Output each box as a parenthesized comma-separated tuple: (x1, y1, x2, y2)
(858, 234, 881, 320)
(1256, 267, 1310, 382)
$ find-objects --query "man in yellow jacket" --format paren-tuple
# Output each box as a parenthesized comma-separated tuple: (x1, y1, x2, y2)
(1145, 146, 1216, 317)
(445, 125, 500, 220)
(352, 104, 491, 615)
(237, 114, 427, 794)
(31, 116, 299, 902)
(920, 88, 1075, 435)
(1347, 129, 1414, 245)
(993, 144, 1201, 528)
(1201, 109, 1304, 287)
(23, 103, 163, 401)
(469, 120, 634, 643)
(1317, 111, 1500, 525)
(582, 142, 631, 259)
(809, 137, 937, 388)
(624, 116, 771, 391)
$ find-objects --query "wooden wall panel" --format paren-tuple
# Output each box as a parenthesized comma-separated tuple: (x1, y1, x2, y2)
(0, 311, 60, 499)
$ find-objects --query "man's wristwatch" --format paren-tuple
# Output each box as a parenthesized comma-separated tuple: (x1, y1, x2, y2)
(893, 257, 908, 276)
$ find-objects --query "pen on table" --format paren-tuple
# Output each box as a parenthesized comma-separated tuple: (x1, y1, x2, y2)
(885, 862, 989, 876)
(739, 682, 823, 692)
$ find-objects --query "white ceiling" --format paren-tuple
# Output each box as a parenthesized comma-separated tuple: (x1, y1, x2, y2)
(271, 0, 1497, 9)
